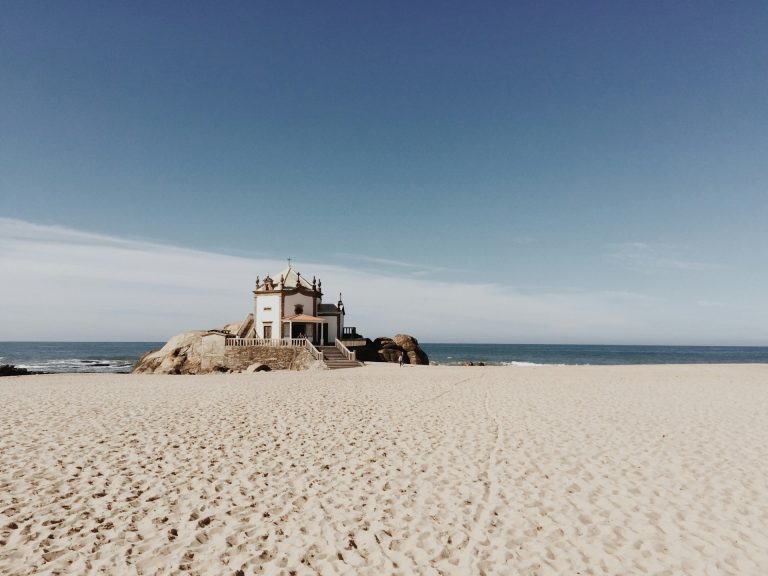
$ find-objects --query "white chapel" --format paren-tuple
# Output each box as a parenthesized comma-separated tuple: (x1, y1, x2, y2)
(246, 265, 347, 345)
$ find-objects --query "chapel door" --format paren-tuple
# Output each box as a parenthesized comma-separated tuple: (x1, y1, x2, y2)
(263, 325, 272, 339)
(292, 323, 306, 338)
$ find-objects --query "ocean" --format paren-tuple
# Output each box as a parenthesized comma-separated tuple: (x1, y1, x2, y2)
(422, 343, 768, 366)
(1, 341, 768, 373)
(0, 342, 163, 373)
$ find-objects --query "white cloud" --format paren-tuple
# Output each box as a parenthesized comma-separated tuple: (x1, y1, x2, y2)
(332, 252, 465, 277)
(608, 242, 720, 272)
(0, 218, 765, 344)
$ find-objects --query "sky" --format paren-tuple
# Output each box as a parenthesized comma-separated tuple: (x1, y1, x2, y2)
(1, 1, 767, 344)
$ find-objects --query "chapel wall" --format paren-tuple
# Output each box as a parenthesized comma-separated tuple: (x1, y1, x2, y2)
(324, 316, 338, 342)
(254, 293, 281, 338)
(284, 293, 315, 316)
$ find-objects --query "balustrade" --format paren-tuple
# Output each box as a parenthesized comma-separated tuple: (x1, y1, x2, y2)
(334, 339, 356, 361)
(225, 338, 306, 347)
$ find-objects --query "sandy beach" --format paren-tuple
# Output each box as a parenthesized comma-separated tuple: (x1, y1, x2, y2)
(1, 364, 767, 575)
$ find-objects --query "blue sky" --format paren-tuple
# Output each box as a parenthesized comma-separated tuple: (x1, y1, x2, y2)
(1, 2, 767, 343)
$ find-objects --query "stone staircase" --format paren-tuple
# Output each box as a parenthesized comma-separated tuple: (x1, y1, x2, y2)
(236, 313, 254, 338)
(319, 346, 361, 370)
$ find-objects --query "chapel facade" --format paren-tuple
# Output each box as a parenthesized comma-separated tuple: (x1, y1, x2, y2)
(251, 265, 345, 345)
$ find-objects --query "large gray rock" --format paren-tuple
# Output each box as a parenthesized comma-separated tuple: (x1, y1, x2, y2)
(132, 331, 207, 374)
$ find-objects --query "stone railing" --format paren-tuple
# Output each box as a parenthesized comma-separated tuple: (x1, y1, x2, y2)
(225, 338, 306, 347)
(342, 326, 361, 338)
(305, 339, 324, 362)
(335, 339, 356, 361)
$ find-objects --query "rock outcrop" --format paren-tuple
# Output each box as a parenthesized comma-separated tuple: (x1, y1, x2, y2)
(393, 334, 430, 365)
(132, 330, 315, 374)
(354, 334, 429, 365)
(132, 328, 429, 373)
(0, 364, 38, 377)
(132, 331, 207, 374)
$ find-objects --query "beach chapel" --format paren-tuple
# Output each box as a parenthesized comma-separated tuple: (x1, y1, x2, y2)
(235, 261, 356, 346)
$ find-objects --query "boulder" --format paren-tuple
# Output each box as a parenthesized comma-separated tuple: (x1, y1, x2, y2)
(0, 364, 34, 377)
(393, 334, 430, 365)
(392, 334, 419, 352)
(132, 331, 206, 374)
(352, 334, 429, 365)
(378, 348, 401, 363)
(221, 322, 240, 334)
(377, 337, 400, 350)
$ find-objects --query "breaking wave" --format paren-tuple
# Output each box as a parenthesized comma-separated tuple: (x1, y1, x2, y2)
(15, 358, 135, 373)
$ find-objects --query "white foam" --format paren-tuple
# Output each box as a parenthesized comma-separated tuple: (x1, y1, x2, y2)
(16, 358, 133, 373)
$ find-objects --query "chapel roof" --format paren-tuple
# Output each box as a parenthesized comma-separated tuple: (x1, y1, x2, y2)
(275, 266, 314, 290)
(282, 313, 327, 323)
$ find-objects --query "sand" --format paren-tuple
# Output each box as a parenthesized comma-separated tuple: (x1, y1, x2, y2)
(1, 364, 767, 575)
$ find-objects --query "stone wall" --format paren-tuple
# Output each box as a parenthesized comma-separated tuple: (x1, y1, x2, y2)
(199, 334, 316, 371)
(221, 346, 315, 371)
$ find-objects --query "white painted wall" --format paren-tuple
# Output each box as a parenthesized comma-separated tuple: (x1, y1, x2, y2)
(284, 293, 315, 316)
(253, 288, 345, 342)
(324, 316, 338, 342)
(254, 293, 281, 338)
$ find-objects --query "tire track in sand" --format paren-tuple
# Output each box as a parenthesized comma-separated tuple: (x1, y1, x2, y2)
(460, 382, 505, 572)
(418, 376, 474, 404)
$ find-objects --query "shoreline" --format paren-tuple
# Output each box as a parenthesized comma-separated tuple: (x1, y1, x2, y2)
(4, 341, 768, 375)
(3, 360, 768, 378)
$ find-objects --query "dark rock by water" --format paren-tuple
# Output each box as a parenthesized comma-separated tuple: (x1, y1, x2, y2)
(0, 364, 41, 377)
(353, 334, 429, 365)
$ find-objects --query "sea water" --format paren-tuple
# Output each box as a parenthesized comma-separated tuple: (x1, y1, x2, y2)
(1, 342, 767, 373)
(421, 343, 768, 366)
(0, 342, 163, 373)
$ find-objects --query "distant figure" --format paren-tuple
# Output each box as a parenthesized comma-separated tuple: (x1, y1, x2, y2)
(398, 352, 404, 367)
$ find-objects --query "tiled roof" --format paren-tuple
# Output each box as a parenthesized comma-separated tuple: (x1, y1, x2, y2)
(281, 314, 327, 323)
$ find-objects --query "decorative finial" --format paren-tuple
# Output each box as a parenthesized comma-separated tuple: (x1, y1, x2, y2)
(256, 275, 260, 288)
(312, 276, 316, 289)
(287, 256, 292, 268)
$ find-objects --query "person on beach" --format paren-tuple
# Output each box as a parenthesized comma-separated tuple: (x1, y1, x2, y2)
(398, 352, 404, 367)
